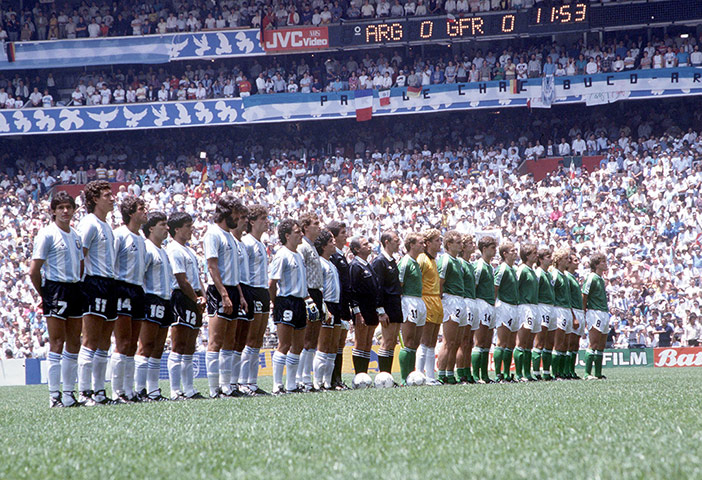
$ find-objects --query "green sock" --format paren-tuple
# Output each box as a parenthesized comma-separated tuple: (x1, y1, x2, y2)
(571, 351, 578, 375)
(584, 350, 594, 375)
(524, 349, 533, 378)
(513, 348, 524, 378)
(532, 348, 542, 375)
(480, 350, 490, 381)
(594, 351, 603, 377)
(471, 348, 482, 380)
(503, 348, 513, 379)
(493, 347, 504, 377)
(456, 367, 466, 379)
(398, 348, 412, 381)
(542, 351, 552, 377)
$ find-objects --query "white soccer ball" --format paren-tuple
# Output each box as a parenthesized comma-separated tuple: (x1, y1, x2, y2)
(374, 372, 395, 389)
(406, 371, 426, 386)
(352, 372, 373, 389)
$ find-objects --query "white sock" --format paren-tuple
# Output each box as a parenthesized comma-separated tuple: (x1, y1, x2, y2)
(48, 351, 62, 395)
(77, 346, 95, 392)
(425, 347, 436, 379)
(305, 348, 316, 385)
(124, 356, 135, 397)
(182, 354, 195, 396)
(135, 355, 149, 394)
(324, 353, 337, 387)
(231, 350, 243, 386)
(167, 352, 182, 396)
(297, 349, 310, 384)
(93, 349, 109, 392)
(272, 351, 286, 390)
(147, 357, 161, 395)
(250, 348, 261, 386)
(312, 351, 325, 388)
(206, 351, 219, 396)
(240, 346, 255, 386)
(219, 350, 234, 390)
(415, 344, 427, 374)
(286, 353, 301, 391)
(110, 352, 125, 395)
(61, 350, 78, 394)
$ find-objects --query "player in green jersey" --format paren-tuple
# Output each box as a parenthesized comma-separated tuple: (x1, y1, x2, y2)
(436, 231, 468, 384)
(493, 241, 520, 383)
(565, 254, 585, 380)
(456, 234, 478, 384)
(515, 243, 540, 382)
(471, 236, 497, 384)
(533, 248, 557, 380)
(550, 247, 574, 380)
(397, 233, 427, 383)
(582, 252, 610, 380)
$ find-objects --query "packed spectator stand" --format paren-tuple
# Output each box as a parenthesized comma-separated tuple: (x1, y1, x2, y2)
(1, 98, 701, 359)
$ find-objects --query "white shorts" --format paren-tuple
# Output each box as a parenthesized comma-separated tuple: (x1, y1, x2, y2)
(496, 300, 520, 332)
(402, 295, 427, 327)
(464, 298, 480, 331)
(586, 309, 610, 334)
(572, 309, 586, 336)
(442, 294, 468, 327)
(555, 306, 573, 333)
(538, 304, 558, 331)
(519, 304, 541, 333)
(475, 298, 496, 329)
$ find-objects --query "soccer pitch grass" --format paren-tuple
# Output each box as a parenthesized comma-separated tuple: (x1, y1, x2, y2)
(2, 369, 701, 480)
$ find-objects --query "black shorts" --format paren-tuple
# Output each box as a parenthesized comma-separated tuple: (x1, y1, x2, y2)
(206, 284, 240, 321)
(308, 288, 324, 323)
(144, 294, 174, 328)
(273, 296, 307, 330)
(250, 286, 270, 315)
(237, 284, 256, 321)
(384, 296, 403, 324)
(323, 301, 342, 328)
(354, 306, 379, 327)
(81, 275, 118, 321)
(172, 289, 203, 329)
(115, 281, 146, 319)
(42, 280, 83, 320)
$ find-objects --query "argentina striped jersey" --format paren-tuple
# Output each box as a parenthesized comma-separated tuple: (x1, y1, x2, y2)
(144, 239, 172, 300)
(269, 246, 308, 298)
(242, 234, 268, 288)
(320, 257, 341, 303)
(77, 213, 115, 279)
(113, 225, 147, 286)
(203, 224, 239, 286)
(167, 240, 202, 292)
(32, 223, 83, 283)
(235, 236, 250, 286)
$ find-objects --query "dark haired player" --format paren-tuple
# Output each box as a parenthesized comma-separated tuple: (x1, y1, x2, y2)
(533, 248, 556, 380)
(77, 180, 117, 406)
(167, 212, 207, 400)
(397, 233, 426, 383)
(515, 242, 539, 382)
(29, 192, 84, 407)
(472, 236, 497, 384)
(111, 196, 147, 403)
(583, 252, 610, 380)
(494, 241, 519, 383)
(327, 221, 352, 390)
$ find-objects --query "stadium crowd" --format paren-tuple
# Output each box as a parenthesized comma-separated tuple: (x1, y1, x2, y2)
(2, 98, 702, 361)
(2, 31, 701, 107)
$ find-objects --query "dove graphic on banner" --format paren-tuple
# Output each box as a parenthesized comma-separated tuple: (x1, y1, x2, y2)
(34, 110, 56, 131)
(151, 105, 170, 126)
(175, 104, 192, 125)
(87, 109, 118, 129)
(216, 33, 233, 55)
(123, 107, 148, 128)
(13, 111, 32, 133)
(236, 31, 255, 54)
(194, 35, 210, 56)
(59, 109, 84, 130)
(194, 102, 213, 123)
(0, 113, 10, 132)
(169, 38, 189, 58)
(215, 101, 238, 122)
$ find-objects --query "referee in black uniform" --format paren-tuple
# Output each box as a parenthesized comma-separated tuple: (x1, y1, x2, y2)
(328, 221, 352, 389)
(371, 232, 403, 374)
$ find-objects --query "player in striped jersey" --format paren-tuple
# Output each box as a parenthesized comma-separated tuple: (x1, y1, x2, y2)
(416, 229, 443, 385)
(167, 212, 207, 400)
(225, 200, 253, 396)
(327, 221, 352, 390)
(493, 241, 519, 383)
(269, 219, 309, 395)
(565, 254, 584, 380)
(515, 243, 539, 382)
(239, 205, 271, 395)
(582, 252, 610, 380)
(29, 192, 84, 407)
(134, 212, 173, 402)
(110, 196, 148, 403)
(203, 197, 247, 398)
(472, 236, 497, 384)
(436, 230, 468, 384)
(456, 234, 478, 384)
(313, 229, 342, 390)
(533, 248, 557, 380)
(77, 180, 117, 406)
(397, 233, 426, 383)
(550, 247, 574, 380)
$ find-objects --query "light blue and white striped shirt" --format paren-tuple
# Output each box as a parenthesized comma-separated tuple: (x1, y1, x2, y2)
(113, 225, 147, 286)
(235, 236, 250, 286)
(242, 234, 268, 288)
(203, 224, 239, 287)
(269, 246, 308, 298)
(144, 239, 172, 300)
(320, 257, 340, 303)
(32, 223, 83, 283)
(77, 213, 115, 279)
(167, 241, 202, 292)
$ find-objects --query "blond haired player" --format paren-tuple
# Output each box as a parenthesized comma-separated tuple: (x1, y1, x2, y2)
(415, 229, 443, 385)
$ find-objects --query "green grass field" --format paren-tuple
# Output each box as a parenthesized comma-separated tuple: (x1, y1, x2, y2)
(2, 369, 701, 480)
